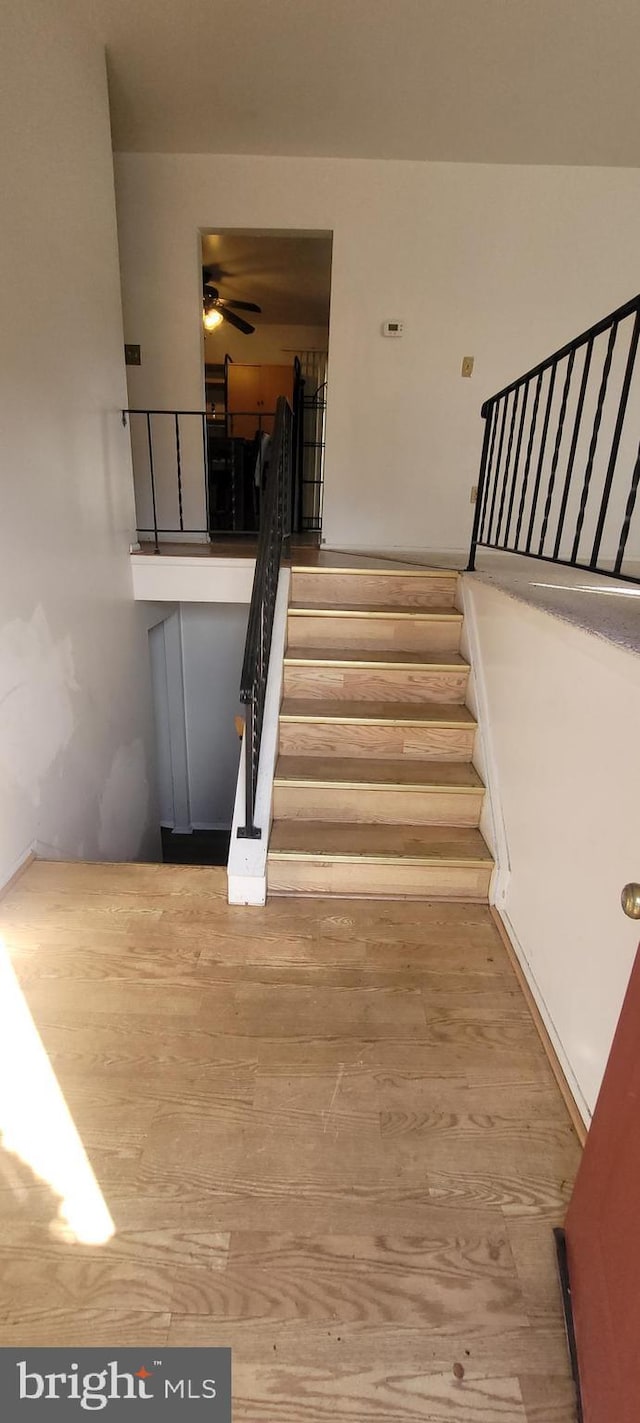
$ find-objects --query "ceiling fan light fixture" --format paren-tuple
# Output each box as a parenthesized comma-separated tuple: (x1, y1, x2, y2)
(203, 304, 224, 332)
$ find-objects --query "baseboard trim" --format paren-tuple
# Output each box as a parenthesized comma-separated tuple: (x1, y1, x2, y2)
(490, 905, 587, 1147)
(322, 544, 467, 569)
(0, 848, 35, 901)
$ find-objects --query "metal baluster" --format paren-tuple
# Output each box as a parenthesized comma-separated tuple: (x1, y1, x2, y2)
(553, 339, 594, 559)
(615, 438, 640, 574)
(146, 412, 159, 554)
(202, 414, 211, 538)
(538, 350, 576, 555)
(591, 312, 640, 569)
(504, 381, 530, 547)
(240, 700, 256, 838)
(525, 363, 557, 553)
(486, 396, 510, 545)
(571, 322, 619, 563)
(477, 402, 499, 546)
(174, 413, 184, 532)
(514, 371, 543, 549)
(495, 386, 521, 546)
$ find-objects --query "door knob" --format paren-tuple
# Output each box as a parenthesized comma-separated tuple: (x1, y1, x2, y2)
(621, 883, 640, 919)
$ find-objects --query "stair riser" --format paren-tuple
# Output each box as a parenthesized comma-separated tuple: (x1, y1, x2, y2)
(273, 783, 483, 826)
(268, 857, 492, 900)
(291, 570, 458, 608)
(283, 664, 468, 704)
(287, 613, 461, 654)
(279, 719, 475, 761)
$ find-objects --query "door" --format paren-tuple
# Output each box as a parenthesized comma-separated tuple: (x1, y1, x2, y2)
(564, 919, 640, 1422)
(226, 364, 262, 439)
(260, 364, 294, 435)
(227, 363, 294, 439)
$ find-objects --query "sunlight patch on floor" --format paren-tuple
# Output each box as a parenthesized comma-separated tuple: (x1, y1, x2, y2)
(531, 581, 640, 598)
(0, 937, 115, 1246)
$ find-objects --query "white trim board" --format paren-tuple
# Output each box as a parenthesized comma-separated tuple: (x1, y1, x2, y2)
(458, 574, 510, 905)
(131, 554, 255, 604)
(227, 568, 291, 905)
(323, 544, 467, 567)
(497, 901, 590, 1127)
(0, 843, 36, 897)
(138, 533, 209, 545)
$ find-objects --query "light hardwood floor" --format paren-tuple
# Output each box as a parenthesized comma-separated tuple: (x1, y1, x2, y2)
(0, 861, 579, 1421)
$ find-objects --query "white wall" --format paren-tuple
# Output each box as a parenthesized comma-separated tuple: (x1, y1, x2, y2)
(0, 1, 159, 885)
(149, 605, 248, 831)
(205, 323, 328, 367)
(115, 152, 640, 556)
(464, 577, 640, 1120)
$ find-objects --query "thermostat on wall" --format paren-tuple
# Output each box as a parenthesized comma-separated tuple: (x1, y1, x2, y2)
(382, 320, 404, 337)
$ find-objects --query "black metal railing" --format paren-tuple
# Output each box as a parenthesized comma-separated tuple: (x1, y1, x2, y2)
(301, 379, 327, 534)
(468, 294, 640, 583)
(122, 408, 294, 548)
(291, 366, 326, 534)
(238, 397, 293, 839)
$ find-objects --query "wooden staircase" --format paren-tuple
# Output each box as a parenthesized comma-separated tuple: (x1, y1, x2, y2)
(268, 564, 493, 898)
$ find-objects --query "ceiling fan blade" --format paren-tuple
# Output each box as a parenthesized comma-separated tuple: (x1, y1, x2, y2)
(219, 307, 255, 335)
(218, 298, 262, 314)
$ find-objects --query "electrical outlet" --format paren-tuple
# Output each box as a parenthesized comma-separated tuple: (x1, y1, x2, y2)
(461, 355, 474, 378)
(470, 485, 478, 504)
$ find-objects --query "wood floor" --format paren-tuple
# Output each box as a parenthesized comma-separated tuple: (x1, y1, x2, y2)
(0, 861, 580, 1422)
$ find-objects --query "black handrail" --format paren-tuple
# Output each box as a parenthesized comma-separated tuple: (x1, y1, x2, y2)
(468, 294, 640, 584)
(237, 397, 293, 839)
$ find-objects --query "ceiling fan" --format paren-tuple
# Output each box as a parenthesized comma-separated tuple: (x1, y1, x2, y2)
(202, 267, 262, 335)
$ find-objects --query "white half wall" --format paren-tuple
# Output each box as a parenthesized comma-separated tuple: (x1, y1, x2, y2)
(0, 2, 159, 885)
(115, 152, 640, 556)
(464, 575, 640, 1122)
(131, 554, 255, 604)
(228, 570, 291, 905)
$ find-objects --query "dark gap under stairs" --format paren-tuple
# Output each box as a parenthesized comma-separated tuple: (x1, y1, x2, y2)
(161, 826, 230, 867)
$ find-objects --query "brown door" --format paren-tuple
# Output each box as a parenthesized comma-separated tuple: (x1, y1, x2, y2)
(227, 363, 294, 439)
(564, 939, 640, 1422)
(226, 364, 262, 439)
(259, 364, 294, 436)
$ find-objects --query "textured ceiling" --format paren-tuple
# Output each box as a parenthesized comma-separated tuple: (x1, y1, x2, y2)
(88, 0, 640, 165)
(201, 232, 332, 325)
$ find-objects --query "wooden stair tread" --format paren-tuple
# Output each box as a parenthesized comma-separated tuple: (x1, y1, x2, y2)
(274, 756, 484, 790)
(289, 602, 462, 620)
(269, 821, 493, 864)
(276, 567, 486, 897)
(280, 698, 476, 725)
(284, 647, 468, 668)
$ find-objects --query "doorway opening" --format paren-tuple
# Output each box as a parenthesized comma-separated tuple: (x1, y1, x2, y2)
(200, 229, 332, 541)
(148, 604, 249, 867)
